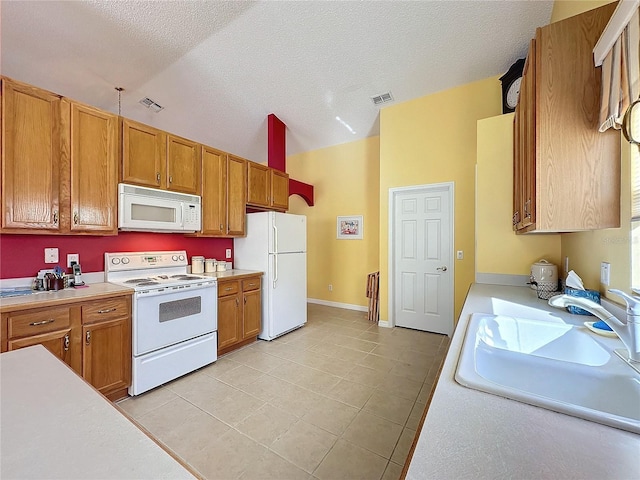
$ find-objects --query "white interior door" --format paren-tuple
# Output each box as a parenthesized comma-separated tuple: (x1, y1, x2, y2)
(392, 183, 453, 335)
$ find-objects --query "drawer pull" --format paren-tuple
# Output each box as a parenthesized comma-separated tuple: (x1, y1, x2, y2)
(86, 331, 91, 345)
(98, 308, 117, 314)
(63, 334, 70, 352)
(30, 319, 55, 327)
(225, 287, 233, 291)
(247, 283, 255, 287)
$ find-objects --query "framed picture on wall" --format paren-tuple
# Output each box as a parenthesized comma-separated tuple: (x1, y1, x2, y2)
(337, 215, 363, 240)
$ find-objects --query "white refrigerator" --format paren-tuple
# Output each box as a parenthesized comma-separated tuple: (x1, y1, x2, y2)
(234, 212, 307, 340)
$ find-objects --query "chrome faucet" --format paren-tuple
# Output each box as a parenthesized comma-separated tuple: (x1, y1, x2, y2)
(548, 289, 640, 363)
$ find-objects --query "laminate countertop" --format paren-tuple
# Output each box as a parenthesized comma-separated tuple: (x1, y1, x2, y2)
(0, 345, 196, 479)
(406, 283, 640, 480)
(0, 282, 134, 313)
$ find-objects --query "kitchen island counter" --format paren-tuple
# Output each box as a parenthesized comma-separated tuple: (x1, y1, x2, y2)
(0, 345, 196, 479)
(406, 283, 639, 480)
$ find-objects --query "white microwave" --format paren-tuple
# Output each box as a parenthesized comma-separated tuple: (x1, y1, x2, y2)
(118, 183, 201, 233)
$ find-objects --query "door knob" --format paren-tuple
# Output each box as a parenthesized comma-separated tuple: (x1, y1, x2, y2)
(437, 266, 448, 272)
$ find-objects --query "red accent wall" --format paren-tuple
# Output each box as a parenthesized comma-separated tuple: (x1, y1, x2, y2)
(0, 233, 233, 279)
(268, 113, 286, 172)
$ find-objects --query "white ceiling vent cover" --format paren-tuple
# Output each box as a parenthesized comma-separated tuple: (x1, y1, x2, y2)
(139, 97, 164, 113)
(371, 92, 394, 105)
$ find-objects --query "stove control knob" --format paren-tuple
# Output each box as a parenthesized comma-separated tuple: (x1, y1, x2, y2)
(121, 257, 130, 265)
(172, 255, 178, 261)
(111, 257, 121, 265)
(178, 254, 185, 261)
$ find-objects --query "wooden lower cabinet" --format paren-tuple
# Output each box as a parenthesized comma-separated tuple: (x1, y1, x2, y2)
(217, 275, 262, 355)
(9, 328, 74, 371)
(81, 296, 131, 400)
(1, 294, 132, 401)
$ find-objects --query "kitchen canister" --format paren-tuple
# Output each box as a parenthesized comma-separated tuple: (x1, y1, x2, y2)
(191, 256, 205, 274)
(216, 261, 227, 272)
(205, 258, 217, 273)
(530, 259, 558, 290)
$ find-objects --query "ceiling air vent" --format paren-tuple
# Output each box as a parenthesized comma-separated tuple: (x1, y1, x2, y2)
(139, 97, 164, 113)
(371, 91, 394, 105)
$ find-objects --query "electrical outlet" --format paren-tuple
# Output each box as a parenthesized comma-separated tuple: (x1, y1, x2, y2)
(225, 248, 232, 259)
(600, 262, 611, 286)
(67, 253, 79, 268)
(328, 284, 333, 292)
(44, 248, 59, 264)
(456, 250, 464, 260)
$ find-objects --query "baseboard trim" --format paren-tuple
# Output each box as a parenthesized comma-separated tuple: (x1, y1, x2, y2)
(307, 298, 368, 312)
(377, 320, 392, 328)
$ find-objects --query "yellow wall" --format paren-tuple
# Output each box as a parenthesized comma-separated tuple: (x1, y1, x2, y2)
(379, 77, 502, 322)
(287, 137, 380, 307)
(476, 114, 562, 274)
(551, 0, 633, 298)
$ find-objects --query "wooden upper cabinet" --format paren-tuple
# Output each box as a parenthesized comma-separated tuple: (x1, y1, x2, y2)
(200, 146, 228, 236)
(227, 155, 247, 236)
(121, 119, 166, 189)
(270, 169, 289, 211)
(69, 101, 118, 234)
(167, 134, 201, 195)
(246, 161, 270, 207)
(514, 3, 620, 233)
(1, 78, 63, 231)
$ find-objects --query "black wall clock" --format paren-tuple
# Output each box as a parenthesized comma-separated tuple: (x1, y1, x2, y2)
(499, 58, 525, 114)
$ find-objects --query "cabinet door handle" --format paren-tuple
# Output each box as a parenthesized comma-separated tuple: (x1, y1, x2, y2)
(30, 319, 55, 326)
(156, 172, 161, 183)
(63, 334, 70, 352)
(244, 297, 247, 304)
(236, 298, 239, 306)
(220, 223, 224, 230)
(169, 175, 173, 184)
(73, 212, 79, 224)
(85, 331, 91, 345)
(98, 308, 116, 314)
(53, 211, 58, 225)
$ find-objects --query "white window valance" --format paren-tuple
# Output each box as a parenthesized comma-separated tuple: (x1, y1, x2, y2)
(596, 2, 640, 132)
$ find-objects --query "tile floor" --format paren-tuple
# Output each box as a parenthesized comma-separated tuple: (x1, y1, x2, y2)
(118, 304, 449, 480)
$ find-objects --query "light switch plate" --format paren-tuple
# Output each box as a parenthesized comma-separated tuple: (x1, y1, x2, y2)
(44, 248, 59, 264)
(225, 248, 232, 259)
(456, 250, 464, 260)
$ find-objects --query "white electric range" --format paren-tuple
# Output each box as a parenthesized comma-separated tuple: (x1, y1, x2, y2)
(105, 251, 217, 396)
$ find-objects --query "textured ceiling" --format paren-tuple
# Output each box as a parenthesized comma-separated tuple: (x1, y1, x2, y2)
(1, 0, 553, 163)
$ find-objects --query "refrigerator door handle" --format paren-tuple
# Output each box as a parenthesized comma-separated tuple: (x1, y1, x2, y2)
(273, 223, 278, 254)
(273, 254, 278, 289)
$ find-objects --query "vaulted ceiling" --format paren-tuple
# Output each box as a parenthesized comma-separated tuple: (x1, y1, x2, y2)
(1, 1, 554, 163)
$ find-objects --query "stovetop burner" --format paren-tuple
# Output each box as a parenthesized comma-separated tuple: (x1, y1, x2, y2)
(125, 278, 151, 284)
(136, 281, 161, 286)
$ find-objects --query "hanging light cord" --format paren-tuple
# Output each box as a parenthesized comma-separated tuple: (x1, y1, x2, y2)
(115, 87, 124, 116)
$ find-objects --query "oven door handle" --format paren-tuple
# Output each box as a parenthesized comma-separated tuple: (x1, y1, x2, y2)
(135, 282, 217, 298)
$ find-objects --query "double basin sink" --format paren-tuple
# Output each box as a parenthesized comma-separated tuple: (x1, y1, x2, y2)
(455, 313, 640, 434)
